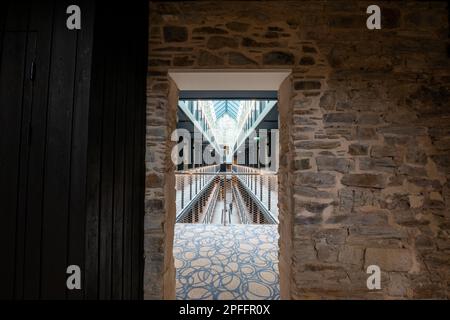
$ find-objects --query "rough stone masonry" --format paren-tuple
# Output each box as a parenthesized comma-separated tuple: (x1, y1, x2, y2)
(145, 1, 450, 299)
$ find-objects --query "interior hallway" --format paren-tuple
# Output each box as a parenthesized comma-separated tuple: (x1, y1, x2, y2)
(211, 191, 241, 225)
(173, 224, 280, 300)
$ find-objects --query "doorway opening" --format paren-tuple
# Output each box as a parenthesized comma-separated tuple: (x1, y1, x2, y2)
(172, 91, 280, 299)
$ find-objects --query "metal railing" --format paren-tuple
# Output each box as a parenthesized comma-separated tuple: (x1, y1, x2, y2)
(232, 183, 250, 224)
(175, 164, 278, 225)
(232, 164, 278, 223)
(202, 184, 219, 224)
(175, 164, 220, 221)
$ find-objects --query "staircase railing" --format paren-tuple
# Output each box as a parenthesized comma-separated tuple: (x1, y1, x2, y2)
(202, 184, 219, 224)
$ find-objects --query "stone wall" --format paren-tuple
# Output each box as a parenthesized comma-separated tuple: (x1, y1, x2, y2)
(146, 1, 450, 299)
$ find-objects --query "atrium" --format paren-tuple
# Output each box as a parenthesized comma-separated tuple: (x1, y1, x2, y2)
(173, 97, 280, 299)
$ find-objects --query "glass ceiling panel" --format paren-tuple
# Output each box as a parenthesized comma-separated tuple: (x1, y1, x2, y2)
(178, 99, 276, 156)
(212, 100, 241, 120)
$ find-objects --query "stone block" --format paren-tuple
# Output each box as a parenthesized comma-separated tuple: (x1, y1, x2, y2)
(408, 195, 425, 209)
(415, 235, 435, 250)
(324, 112, 356, 123)
(330, 210, 388, 226)
(431, 154, 450, 171)
(294, 158, 311, 170)
(370, 145, 398, 158)
(173, 56, 194, 66)
(293, 115, 317, 125)
(296, 199, 330, 213)
(292, 243, 317, 262)
(263, 51, 294, 65)
(316, 244, 338, 262)
(163, 26, 188, 42)
(359, 157, 397, 173)
(364, 248, 413, 272)
(341, 174, 386, 189)
(145, 199, 164, 211)
(316, 156, 353, 173)
(337, 187, 379, 211)
(348, 143, 368, 156)
(295, 140, 341, 150)
(294, 214, 322, 225)
(241, 37, 280, 48)
(206, 36, 238, 49)
(294, 186, 333, 199)
(319, 91, 335, 110)
(299, 56, 315, 65)
(295, 172, 336, 188)
(356, 127, 377, 140)
(302, 45, 317, 53)
(192, 26, 228, 34)
(357, 113, 381, 125)
(349, 225, 405, 242)
(313, 228, 347, 245)
(294, 81, 322, 90)
(398, 164, 427, 177)
(225, 21, 250, 32)
(146, 173, 163, 188)
(378, 126, 427, 136)
(227, 52, 257, 65)
(197, 50, 224, 66)
(405, 147, 427, 165)
(338, 246, 364, 267)
(388, 273, 408, 296)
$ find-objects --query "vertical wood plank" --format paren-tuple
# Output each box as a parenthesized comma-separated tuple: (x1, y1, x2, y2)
(40, 0, 78, 299)
(122, 24, 138, 300)
(111, 28, 127, 300)
(67, 0, 94, 300)
(0, 2, 31, 300)
(0, 30, 27, 300)
(23, 0, 55, 299)
(14, 31, 37, 299)
(84, 1, 109, 300)
(131, 0, 148, 299)
(97, 4, 117, 298)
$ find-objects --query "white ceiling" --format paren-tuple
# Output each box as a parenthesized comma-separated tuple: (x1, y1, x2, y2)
(168, 70, 291, 91)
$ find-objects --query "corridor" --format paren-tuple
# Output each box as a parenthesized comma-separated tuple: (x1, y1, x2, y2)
(173, 97, 280, 300)
(175, 168, 279, 226)
(210, 190, 241, 224)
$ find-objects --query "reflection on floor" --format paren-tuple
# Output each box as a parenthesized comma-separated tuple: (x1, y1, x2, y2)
(174, 223, 280, 300)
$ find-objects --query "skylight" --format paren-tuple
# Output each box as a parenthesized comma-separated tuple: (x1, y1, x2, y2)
(178, 99, 277, 156)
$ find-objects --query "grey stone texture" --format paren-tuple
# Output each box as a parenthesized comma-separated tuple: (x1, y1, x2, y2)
(148, 1, 450, 299)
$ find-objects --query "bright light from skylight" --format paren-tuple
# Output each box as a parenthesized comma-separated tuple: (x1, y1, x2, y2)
(178, 99, 277, 157)
(214, 114, 238, 146)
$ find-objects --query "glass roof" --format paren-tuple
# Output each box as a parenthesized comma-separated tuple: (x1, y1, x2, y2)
(212, 114, 238, 146)
(178, 99, 277, 157)
(212, 100, 241, 120)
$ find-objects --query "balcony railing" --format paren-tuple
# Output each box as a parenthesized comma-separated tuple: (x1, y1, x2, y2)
(232, 164, 278, 223)
(175, 164, 220, 219)
(175, 164, 278, 225)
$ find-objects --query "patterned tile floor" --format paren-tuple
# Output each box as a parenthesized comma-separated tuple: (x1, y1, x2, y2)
(174, 223, 280, 300)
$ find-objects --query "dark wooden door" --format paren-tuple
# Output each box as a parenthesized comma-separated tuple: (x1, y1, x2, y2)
(0, 0, 147, 300)
(0, 0, 93, 299)
(0, 28, 36, 299)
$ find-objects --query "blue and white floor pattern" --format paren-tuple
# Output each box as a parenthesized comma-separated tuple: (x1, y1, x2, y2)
(174, 223, 280, 300)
